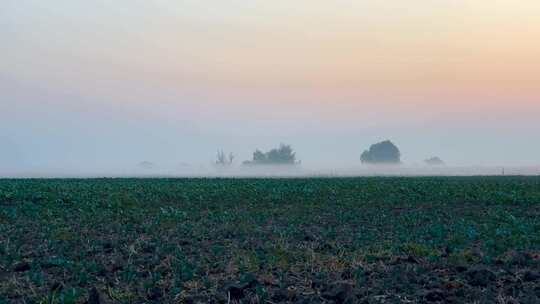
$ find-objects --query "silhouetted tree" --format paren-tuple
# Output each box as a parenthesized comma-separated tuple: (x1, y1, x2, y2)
(267, 144, 296, 164)
(253, 150, 266, 163)
(216, 150, 234, 165)
(245, 144, 298, 165)
(361, 140, 401, 164)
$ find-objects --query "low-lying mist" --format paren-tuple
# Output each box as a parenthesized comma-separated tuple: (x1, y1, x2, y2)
(3, 163, 539, 179)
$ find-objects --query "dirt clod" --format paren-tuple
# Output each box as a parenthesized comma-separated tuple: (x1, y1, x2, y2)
(465, 268, 496, 287)
(321, 281, 355, 303)
(13, 262, 31, 272)
(226, 284, 245, 300)
(523, 271, 540, 282)
(425, 289, 446, 302)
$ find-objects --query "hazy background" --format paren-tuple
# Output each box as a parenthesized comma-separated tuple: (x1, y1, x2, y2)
(1, 1, 539, 176)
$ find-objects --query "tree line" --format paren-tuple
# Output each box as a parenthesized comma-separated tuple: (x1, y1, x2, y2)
(216, 140, 444, 166)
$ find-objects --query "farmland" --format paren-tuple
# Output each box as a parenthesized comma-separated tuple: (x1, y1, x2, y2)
(1, 177, 540, 303)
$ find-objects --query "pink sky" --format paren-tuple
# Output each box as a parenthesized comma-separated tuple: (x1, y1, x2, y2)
(1, 0, 539, 171)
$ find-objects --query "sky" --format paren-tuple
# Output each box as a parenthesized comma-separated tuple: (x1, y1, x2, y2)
(1, 0, 540, 174)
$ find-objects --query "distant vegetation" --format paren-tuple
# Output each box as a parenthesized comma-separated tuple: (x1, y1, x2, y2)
(425, 156, 445, 166)
(215, 150, 234, 166)
(243, 144, 298, 165)
(212, 141, 453, 168)
(361, 140, 401, 164)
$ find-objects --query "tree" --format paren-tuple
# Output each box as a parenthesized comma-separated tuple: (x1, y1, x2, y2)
(253, 150, 266, 163)
(216, 150, 234, 165)
(245, 144, 298, 165)
(267, 144, 296, 164)
(361, 140, 401, 164)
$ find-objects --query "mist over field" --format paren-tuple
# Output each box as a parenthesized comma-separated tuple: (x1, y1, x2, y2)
(2, 163, 539, 179)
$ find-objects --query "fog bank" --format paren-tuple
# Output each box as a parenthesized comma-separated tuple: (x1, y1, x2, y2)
(2, 164, 539, 179)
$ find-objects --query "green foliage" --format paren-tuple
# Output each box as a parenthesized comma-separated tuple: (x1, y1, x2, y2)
(361, 140, 401, 164)
(246, 144, 297, 164)
(1, 177, 540, 302)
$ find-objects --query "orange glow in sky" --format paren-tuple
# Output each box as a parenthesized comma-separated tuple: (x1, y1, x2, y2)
(2, 0, 540, 167)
